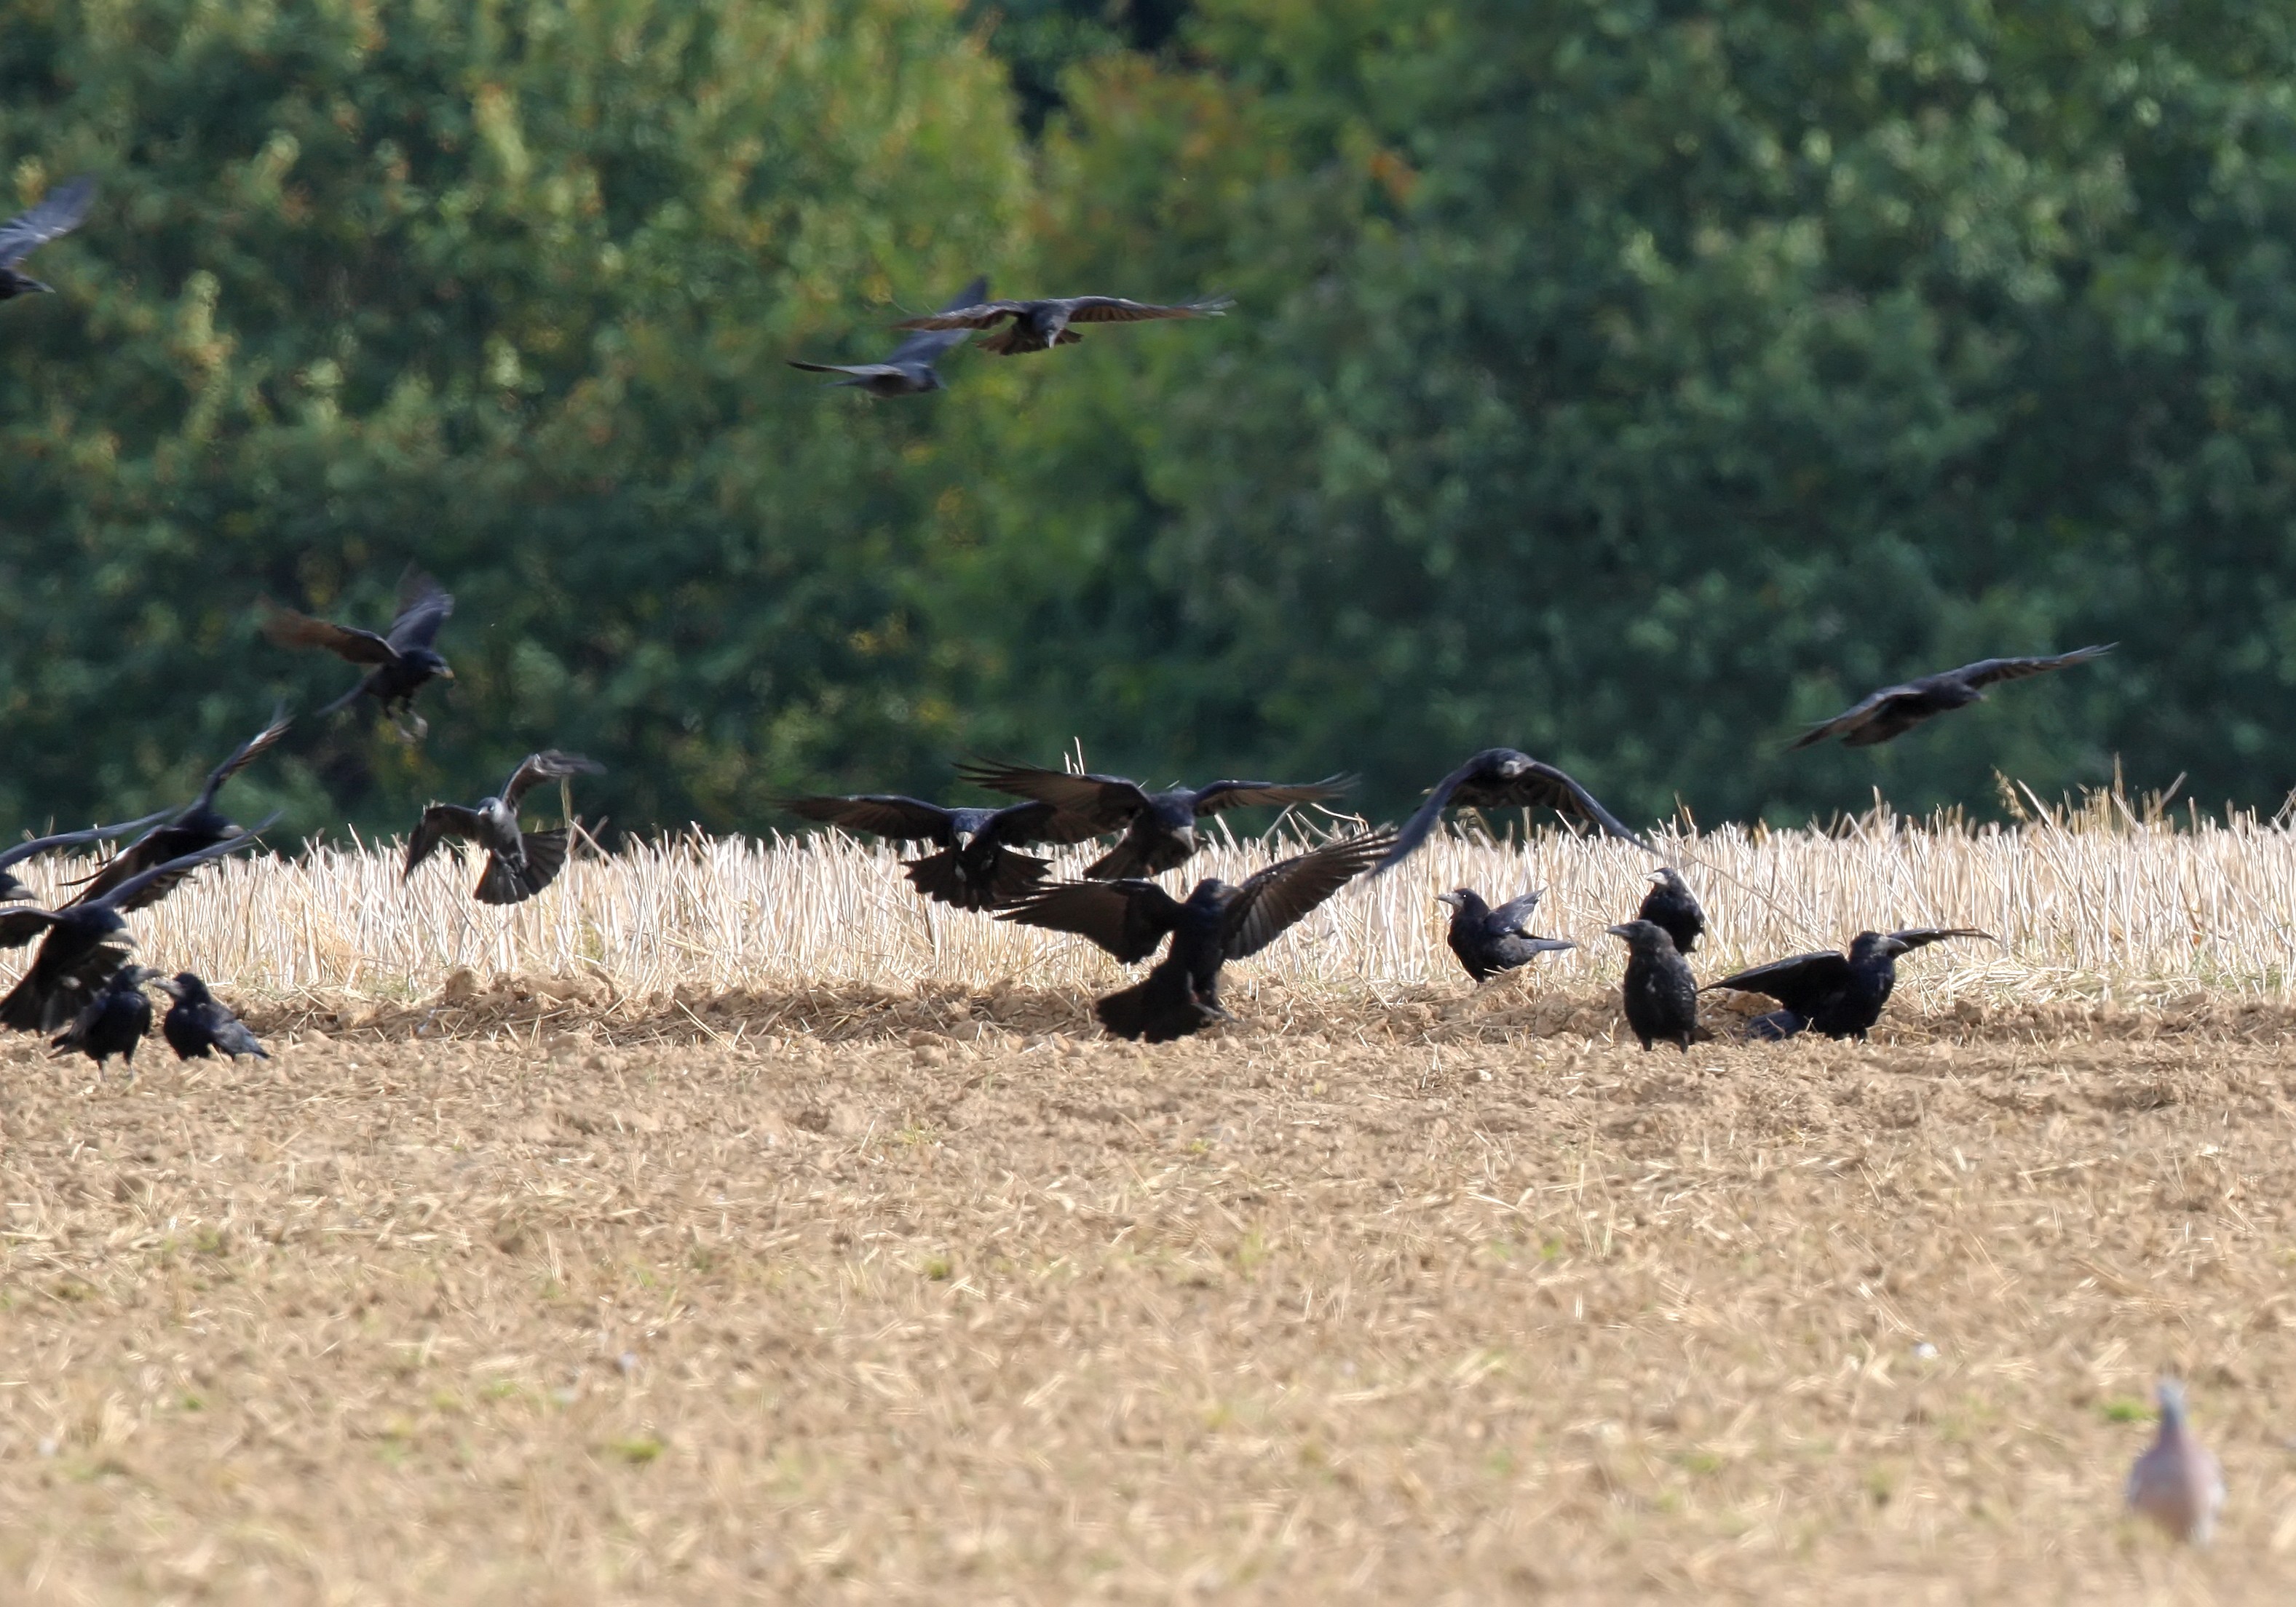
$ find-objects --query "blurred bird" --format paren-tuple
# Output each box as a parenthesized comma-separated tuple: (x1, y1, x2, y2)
(0, 175, 95, 302)
(1605, 919, 1698, 1051)
(2126, 1378, 2225, 1545)
(958, 761, 1348, 880)
(780, 793, 1098, 912)
(404, 751, 603, 906)
(1791, 645, 2115, 749)
(891, 293, 1233, 357)
(156, 972, 268, 1060)
(1703, 927, 1992, 1041)
(50, 965, 156, 1072)
(1, 807, 177, 904)
(1637, 867, 1706, 954)
(999, 830, 1394, 1041)
(788, 275, 988, 396)
(262, 568, 455, 739)
(1743, 1009, 1808, 1041)
(1435, 888, 1574, 984)
(1379, 748, 1655, 874)
(63, 707, 291, 908)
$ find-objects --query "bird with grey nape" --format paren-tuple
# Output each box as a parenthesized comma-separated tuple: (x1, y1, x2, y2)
(1703, 927, 1992, 1042)
(50, 965, 157, 1072)
(2126, 1378, 2224, 1545)
(1604, 919, 1698, 1051)
(0, 175, 95, 302)
(1636, 867, 1705, 954)
(157, 972, 267, 1060)
(1791, 644, 2115, 749)
(405, 751, 604, 906)
(788, 275, 988, 396)
(1379, 748, 1655, 876)
(1435, 889, 1573, 984)
(891, 293, 1232, 357)
(262, 568, 455, 739)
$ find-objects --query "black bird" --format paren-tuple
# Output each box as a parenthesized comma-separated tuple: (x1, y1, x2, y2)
(1605, 919, 1698, 1052)
(50, 965, 156, 1072)
(788, 275, 988, 397)
(1792, 646, 2115, 749)
(781, 793, 1099, 912)
(1636, 867, 1706, 954)
(156, 972, 268, 1060)
(64, 707, 292, 908)
(1379, 748, 1655, 874)
(999, 830, 1394, 1041)
(891, 293, 1233, 357)
(1434, 888, 1574, 984)
(404, 750, 603, 905)
(958, 761, 1348, 881)
(0, 175, 95, 302)
(0, 833, 269, 1035)
(1744, 1009, 1808, 1041)
(262, 568, 456, 739)
(1703, 928, 1993, 1041)
(1, 807, 176, 904)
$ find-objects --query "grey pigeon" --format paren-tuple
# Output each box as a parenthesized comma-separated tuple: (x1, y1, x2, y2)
(2126, 1378, 2224, 1545)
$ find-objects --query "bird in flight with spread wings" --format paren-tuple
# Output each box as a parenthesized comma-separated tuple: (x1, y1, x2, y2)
(788, 275, 989, 397)
(1, 807, 179, 905)
(957, 761, 1349, 881)
(1378, 748, 1654, 874)
(1704, 926, 1993, 1041)
(890, 293, 1233, 357)
(780, 792, 1104, 912)
(1791, 645, 2115, 750)
(405, 751, 603, 907)
(63, 707, 291, 909)
(262, 568, 456, 739)
(0, 175, 95, 303)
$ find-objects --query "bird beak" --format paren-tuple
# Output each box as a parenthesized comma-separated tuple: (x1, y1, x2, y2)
(440, 666, 457, 681)
(23, 278, 52, 295)
(1604, 923, 1634, 939)
(952, 830, 978, 850)
(1434, 892, 1462, 909)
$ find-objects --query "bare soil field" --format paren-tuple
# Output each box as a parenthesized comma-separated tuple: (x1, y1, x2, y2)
(3, 983, 2294, 1603)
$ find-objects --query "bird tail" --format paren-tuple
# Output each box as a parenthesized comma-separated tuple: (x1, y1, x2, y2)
(1094, 963, 1209, 1043)
(903, 849, 1049, 911)
(474, 829, 569, 906)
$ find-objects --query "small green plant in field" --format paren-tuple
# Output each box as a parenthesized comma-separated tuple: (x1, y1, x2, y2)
(608, 1435, 665, 1465)
(2101, 1396, 2150, 1423)
(922, 1253, 954, 1279)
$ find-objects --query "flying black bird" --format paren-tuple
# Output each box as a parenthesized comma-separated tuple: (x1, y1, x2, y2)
(0, 807, 176, 904)
(0, 175, 95, 302)
(156, 972, 267, 1060)
(999, 830, 1394, 1041)
(788, 275, 988, 397)
(50, 966, 156, 1072)
(1379, 748, 1655, 874)
(404, 750, 603, 906)
(890, 293, 1233, 357)
(0, 833, 269, 1035)
(1605, 919, 1698, 1052)
(1636, 867, 1706, 955)
(1703, 927, 1993, 1041)
(1434, 888, 1574, 984)
(64, 707, 292, 908)
(1791, 645, 2115, 750)
(780, 793, 1101, 912)
(262, 568, 455, 739)
(957, 761, 1348, 881)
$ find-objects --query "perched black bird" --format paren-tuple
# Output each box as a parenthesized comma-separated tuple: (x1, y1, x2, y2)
(1, 807, 176, 904)
(64, 707, 292, 908)
(50, 965, 156, 1072)
(404, 750, 603, 905)
(999, 830, 1394, 1041)
(891, 293, 1233, 357)
(781, 793, 1098, 912)
(1636, 867, 1706, 955)
(1704, 927, 1993, 1041)
(1605, 919, 1698, 1052)
(262, 568, 456, 739)
(1434, 888, 1574, 984)
(0, 834, 268, 1034)
(0, 176, 95, 302)
(959, 761, 1348, 880)
(157, 972, 268, 1060)
(1379, 748, 1655, 874)
(1792, 646, 2115, 749)
(788, 275, 988, 397)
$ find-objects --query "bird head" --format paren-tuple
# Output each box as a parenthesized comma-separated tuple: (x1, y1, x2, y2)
(20, 277, 53, 295)
(1495, 752, 1532, 779)
(1648, 867, 1688, 891)
(1187, 878, 1235, 908)
(2156, 1378, 2190, 1427)
(407, 648, 453, 679)
(1605, 920, 1668, 951)
(1434, 890, 1465, 910)
(1848, 932, 1912, 962)
(162, 972, 211, 1004)
(116, 965, 161, 991)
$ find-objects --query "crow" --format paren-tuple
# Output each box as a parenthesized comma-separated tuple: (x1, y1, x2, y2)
(1636, 867, 1706, 954)
(1791, 645, 2115, 749)
(999, 830, 1394, 1041)
(1434, 888, 1574, 984)
(1, 807, 177, 904)
(780, 793, 1099, 912)
(1605, 919, 1698, 1051)
(1703, 927, 1992, 1041)
(890, 293, 1233, 357)
(262, 568, 455, 739)
(0, 175, 95, 302)
(63, 707, 291, 908)
(958, 761, 1348, 880)
(1379, 748, 1655, 874)
(788, 275, 989, 396)
(51, 966, 156, 1072)
(0, 833, 270, 1034)
(156, 972, 268, 1060)
(404, 750, 603, 905)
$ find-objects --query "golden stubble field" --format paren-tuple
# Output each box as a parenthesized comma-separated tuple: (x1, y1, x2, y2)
(3, 980, 2295, 1604)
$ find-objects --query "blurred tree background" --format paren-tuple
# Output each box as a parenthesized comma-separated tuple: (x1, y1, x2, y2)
(5, 0, 2296, 842)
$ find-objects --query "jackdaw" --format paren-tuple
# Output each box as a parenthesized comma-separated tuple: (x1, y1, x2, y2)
(404, 750, 603, 906)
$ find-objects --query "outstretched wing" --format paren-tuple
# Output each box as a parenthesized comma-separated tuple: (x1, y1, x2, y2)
(956, 761, 1150, 828)
(404, 804, 485, 880)
(1701, 951, 1854, 1016)
(0, 806, 178, 876)
(997, 879, 1188, 964)
(782, 794, 955, 845)
(1955, 644, 2116, 691)
(387, 569, 454, 652)
(1189, 775, 1350, 817)
(890, 298, 1032, 333)
(261, 602, 397, 666)
(502, 750, 604, 812)
(1224, 830, 1396, 960)
(885, 274, 989, 365)
(1487, 889, 1545, 934)
(0, 908, 62, 950)
(0, 175, 95, 270)
(1061, 295, 1235, 325)
(87, 827, 272, 915)
(1888, 926, 1995, 952)
(1381, 749, 1652, 873)
(196, 705, 294, 806)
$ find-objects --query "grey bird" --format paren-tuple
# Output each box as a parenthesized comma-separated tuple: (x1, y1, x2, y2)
(404, 750, 604, 905)
(1435, 889, 1574, 984)
(890, 293, 1233, 357)
(788, 276, 988, 396)
(1792, 645, 2115, 749)
(262, 568, 456, 739)
(1, 806, 178, 904)
(1703, 927, 1992, 1041)
(0, 176, 95, 301)
(1605, 919, 1698, 1051)
(63, 707, 293, 908)
(1636, 867, 1706, 954)
(156, 972, 268, 1060)
(1379, 748, 1655, 875)
(958, 760, 1349, 880)
(2126, 1378, 2224, 1545)
(51, 965, 157, 1071)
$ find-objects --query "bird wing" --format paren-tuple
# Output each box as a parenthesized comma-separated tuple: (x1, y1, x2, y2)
(0, 908, 61, 949)
(0, 176, 95, 269)
(87, 827, 271, 915)
(955, 761, 1149, 826)
(502, 750, 604, 812)
(786, 360, 906, 379)
(1188, 775, 1350, 817)
(782, 794, 955, 844)
(404, 805, 485, 879)
(1224, 830, 1396, 960)
(1486, 889, 1545, 934)
(1382, 750, 1652, 873)
(1060, 295, 1235, 324)
(890, 299, 1032, 333)
(1888, 926, 1995, 952)
(997, 880, 1187, 963)
(261, 603, 398, 665)
(885, 274, 990, 364)
(1700, 951, 1854, 1015)
(197, 705, 294, 805)
(0, 806, 179, 874)
(387, 568, 454, 652)
(981, 799, 1068, 846)
(1953, 644, 2117, 691)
